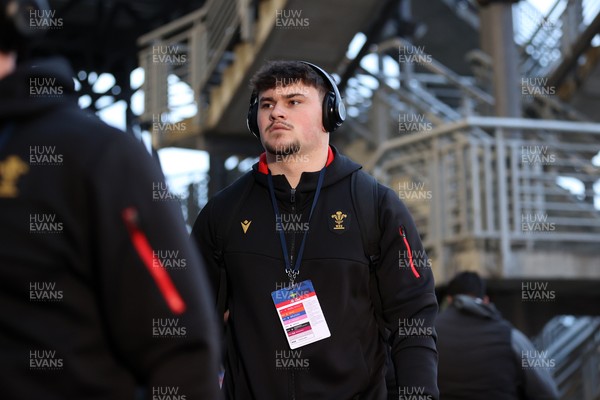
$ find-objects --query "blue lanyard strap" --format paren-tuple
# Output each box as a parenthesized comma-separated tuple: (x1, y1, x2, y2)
(267, 167, 326, 283)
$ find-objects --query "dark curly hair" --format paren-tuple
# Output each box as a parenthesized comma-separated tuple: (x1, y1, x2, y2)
(249, 60, 329, 97)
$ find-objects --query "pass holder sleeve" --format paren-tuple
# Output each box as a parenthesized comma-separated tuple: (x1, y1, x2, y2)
(271, 280, 331, 349)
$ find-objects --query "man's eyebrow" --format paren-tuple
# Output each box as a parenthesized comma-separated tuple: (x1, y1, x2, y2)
(259, 93, 307, 103)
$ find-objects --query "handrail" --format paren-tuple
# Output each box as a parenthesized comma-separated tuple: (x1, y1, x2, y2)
(365, 116, 600, 171)
(376, 37, 495, 106)
(364, 116, 600, 274)
(137, 0, 251, 134)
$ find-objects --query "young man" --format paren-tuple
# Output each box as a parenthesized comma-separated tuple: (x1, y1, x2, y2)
(0, 0, 221, 398)
(436, 272, 559, 400)
(192, 60, 439, 399)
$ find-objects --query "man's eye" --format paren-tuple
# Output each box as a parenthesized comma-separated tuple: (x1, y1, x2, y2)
(260, 103, 273, 109)
(290, 100, 300, 105)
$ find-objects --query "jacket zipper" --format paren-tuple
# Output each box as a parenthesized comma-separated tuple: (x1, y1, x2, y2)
(291, 370, 296, 400)
(399, 226, 420, 278)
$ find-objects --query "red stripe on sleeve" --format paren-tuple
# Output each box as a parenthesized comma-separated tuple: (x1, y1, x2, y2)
(121, 207, 187, 315)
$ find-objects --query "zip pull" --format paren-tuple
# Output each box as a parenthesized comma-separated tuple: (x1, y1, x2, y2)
(290, 188, 296, 203)
(399, 226, 420, 278)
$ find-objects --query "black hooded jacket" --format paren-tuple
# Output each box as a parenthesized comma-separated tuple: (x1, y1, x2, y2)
(192, 148, 439, 399)
(436, 295, 559, 400)
(0, 57, 221, 399)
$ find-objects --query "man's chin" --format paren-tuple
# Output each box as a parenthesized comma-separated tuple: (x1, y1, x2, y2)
(264, 141, 302, 156)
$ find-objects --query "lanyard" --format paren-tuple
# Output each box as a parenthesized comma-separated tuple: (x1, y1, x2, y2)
(267, 167, 326, 284)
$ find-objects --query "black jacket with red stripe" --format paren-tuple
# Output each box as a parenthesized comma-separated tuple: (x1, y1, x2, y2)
(0, 57, 221, 399)
(192, 147, 439, 399)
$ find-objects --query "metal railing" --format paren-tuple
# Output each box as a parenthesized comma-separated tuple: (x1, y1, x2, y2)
(137, 0, 255, 145)
(342, 37, 495, 147)
(365, 116, 600, 274)
(535, 316, 600, 400)
(442, 0, 600, 80)
(466, 49, 593, 122)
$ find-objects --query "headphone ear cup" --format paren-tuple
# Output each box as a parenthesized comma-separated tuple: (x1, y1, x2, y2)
(322, 91, 335, 133)
(246, 93, 260, 138)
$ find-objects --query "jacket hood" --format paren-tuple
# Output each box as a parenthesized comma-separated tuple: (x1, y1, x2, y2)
(452, 294, 502, 320)
(0, 56, 76, 121)
(252, 145, 362, 194)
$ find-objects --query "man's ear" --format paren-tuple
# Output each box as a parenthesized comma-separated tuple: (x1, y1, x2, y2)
(482, 295, 490, 304)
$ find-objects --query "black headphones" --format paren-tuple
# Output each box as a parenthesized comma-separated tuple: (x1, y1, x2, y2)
(246, 61, 346, 138)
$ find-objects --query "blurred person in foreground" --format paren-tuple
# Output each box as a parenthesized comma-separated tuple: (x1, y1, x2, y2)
(0, 0, 221, 398)
(436, 271, 559, 400)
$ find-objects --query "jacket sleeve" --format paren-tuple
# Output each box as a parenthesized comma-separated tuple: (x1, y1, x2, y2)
(511, 329, 560, 400)
(191, 198, 226, 323)
(90, 132, 221, 399)
(376, 185, 439, 399)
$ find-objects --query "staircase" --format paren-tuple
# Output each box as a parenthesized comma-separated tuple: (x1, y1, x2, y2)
(137, 0, 386, 149)
(338, 0, 600, 282)
(535, 316, 600, 400)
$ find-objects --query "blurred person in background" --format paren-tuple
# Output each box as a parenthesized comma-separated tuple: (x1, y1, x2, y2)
(435, 271, 559, 400)
(0, 0, 221, 398)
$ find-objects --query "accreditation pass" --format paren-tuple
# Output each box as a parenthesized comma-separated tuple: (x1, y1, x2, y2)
(271, 280, 331, 349)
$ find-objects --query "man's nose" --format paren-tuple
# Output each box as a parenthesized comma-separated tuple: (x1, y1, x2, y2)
(269, 101, 286, 120)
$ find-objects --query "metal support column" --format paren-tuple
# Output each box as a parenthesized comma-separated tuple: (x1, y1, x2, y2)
(479, 1, 522, 118)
